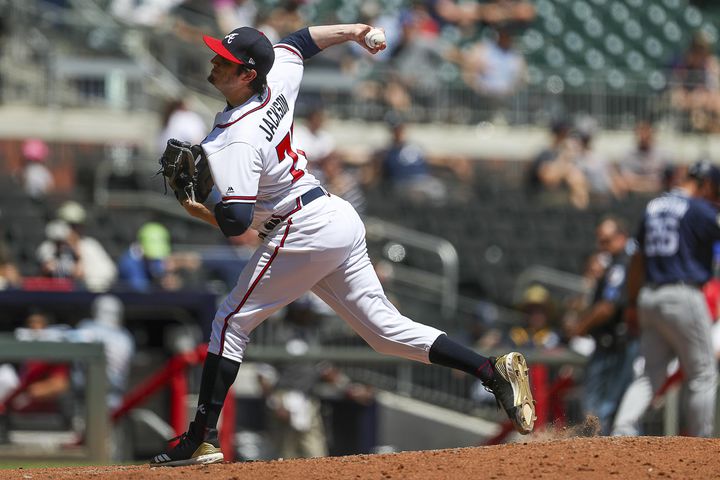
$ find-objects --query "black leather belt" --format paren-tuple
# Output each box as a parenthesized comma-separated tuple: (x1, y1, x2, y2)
(299, 186, 329, 206)
(259, 187, 330, 238)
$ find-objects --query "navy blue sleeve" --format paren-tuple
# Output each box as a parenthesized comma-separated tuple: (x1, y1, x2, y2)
(694, 200, 720, 240)
(214, 202, 254, 237)
(278, 27, 322, 59)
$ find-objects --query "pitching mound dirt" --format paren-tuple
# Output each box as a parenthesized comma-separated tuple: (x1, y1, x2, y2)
(3, 436, 719, 479)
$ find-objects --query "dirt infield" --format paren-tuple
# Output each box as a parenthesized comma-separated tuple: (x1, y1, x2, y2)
(3, 436, 720, 480)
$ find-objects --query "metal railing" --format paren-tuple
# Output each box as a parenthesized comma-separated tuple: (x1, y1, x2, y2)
(364, 217, 459, 320)
(0, 337, 109, 462)
(513, 265, 592, 306)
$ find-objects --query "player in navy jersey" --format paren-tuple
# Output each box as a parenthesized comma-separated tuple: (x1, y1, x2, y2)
(627, 160, 720, 437)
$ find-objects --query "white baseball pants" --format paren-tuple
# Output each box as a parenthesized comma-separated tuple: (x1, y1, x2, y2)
(208, 194, 445, 364)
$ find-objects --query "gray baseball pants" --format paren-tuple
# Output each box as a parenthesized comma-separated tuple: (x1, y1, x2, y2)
(638, 284, 718, 437)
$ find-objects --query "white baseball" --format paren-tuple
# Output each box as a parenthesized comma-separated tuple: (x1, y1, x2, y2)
(364, 28, 386, 49)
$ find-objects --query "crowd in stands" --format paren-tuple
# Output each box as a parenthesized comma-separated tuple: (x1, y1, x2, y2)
(527, 117, 679, 210)
(3, 0, 720, 133)
(670, 31, 720, 133)
(0, 141, 205, 294)
(99, 0, 720, 131)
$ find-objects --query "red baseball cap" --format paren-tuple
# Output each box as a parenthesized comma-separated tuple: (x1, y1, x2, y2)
(203, 27, 275, 78)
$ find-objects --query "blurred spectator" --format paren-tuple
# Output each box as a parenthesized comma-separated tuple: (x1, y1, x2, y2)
(352, 1, 404, 64)
(526, 120, 589, 209)
(460, 26, 527, 99)
(294, 106, 336, 176)
(118, 222, 199, 291)
(563, 252, 609, 357)
(72, 295, 134, 410)
(214, 0, 258, 39)
(262, 0, 306, 39)
(465, 300, 503, 351)
(378, 6, 452, 112)
(57, 201, 117, 292)
(200, 229, 261, 294)
(19, 139, 54, 200)
(575, 252, 610, 307)
(259, 299, 373, 459)
(565, 217, 637, 435)
(253, 10, 282, 44)
(367, 114, 472, 205)
(573, 121, 627, 202)
(0, 241, 21, 290)
(36, 219, 83, 282)
(670, 31, 720, 133)
(368, 114, 446, 204)
(427, 0, 535, 28)
(259, 300, 329, 459)
(118, 222, 172, 291)
(508, 285, 561, 350)
(618, 121, 669, 194)
(5, 311, 72, 420)
(427, 0, 478, 28)
(662, 163, 684, 192)
(320, 154, 366, 215)
(110, 0, 184, 26)
(0, 14, 5, 100)
(157, 99, 207, 153)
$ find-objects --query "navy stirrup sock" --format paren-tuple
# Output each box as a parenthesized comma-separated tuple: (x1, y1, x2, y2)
(428, 334, 495, 383)
(193, 352, 241, 433)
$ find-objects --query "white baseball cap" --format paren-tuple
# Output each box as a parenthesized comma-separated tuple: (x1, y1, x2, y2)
(45, 219, 70, 241)
(57, 201, 87, 225)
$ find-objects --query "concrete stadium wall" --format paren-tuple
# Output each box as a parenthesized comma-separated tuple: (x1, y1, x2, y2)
(375, 391, 501, 452)
(0, 106, 718, 163)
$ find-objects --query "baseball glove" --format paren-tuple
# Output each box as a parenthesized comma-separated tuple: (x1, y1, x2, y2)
(158, 139, 213, 204)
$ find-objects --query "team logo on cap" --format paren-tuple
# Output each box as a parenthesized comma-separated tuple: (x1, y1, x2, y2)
(248, 57, 255, 65)
(225, 33, 238, 43)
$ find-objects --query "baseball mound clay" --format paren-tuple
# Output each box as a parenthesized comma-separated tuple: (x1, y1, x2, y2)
(3, 436, 720, 480)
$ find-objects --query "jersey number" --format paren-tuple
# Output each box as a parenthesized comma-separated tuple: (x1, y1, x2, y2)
(275, 133, 305, 183)
(645, 216, 680, 257)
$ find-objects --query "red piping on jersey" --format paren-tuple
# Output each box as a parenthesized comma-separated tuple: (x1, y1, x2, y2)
(274, 44, 303, 60)
(270, 197, 302, 221)
(214, 87, 272, 129)
(218, 219, 293, 356)
(222, 195, 257, 202)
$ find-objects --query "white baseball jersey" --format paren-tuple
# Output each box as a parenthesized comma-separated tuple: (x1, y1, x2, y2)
(202, 43, 320, 234)
(203, 39, 445, 365)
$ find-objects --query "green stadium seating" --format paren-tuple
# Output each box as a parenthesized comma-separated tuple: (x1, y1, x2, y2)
(520, 0, 717, 91)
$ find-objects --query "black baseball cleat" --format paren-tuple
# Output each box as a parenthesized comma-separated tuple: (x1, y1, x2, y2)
(150, 421, 224, 467)
(483, 352, 536, 435)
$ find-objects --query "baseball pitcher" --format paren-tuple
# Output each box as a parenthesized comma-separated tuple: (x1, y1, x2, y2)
(151, 24, 535, 466)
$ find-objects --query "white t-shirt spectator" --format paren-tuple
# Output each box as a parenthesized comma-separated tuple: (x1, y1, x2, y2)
(23, 163, 54, 199)
(157, 109, 208, 153)
(294, 124, 336, 167)
(78, 237, 117, 292)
